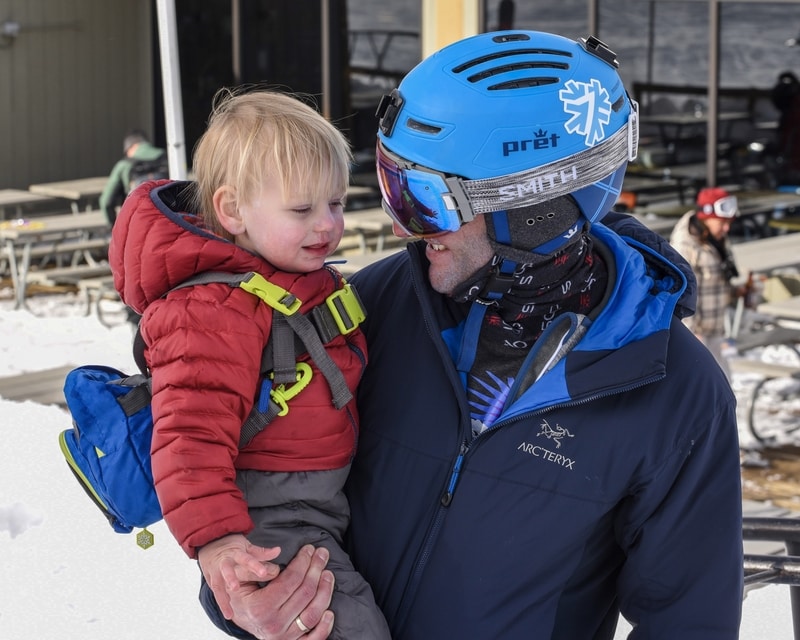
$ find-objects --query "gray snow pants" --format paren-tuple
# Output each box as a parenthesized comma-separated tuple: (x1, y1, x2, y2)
(236, 466, 391, 640)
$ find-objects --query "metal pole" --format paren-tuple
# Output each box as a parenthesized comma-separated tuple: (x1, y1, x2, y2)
(155, 0, 188, 180)
(788, 539, 800, 640)
(645, 0, 655, 114)
(706, 0, 720, 188)
(587, 0, 598, 36)
(232, 0, 241, 86)
(321, 0, 331, 119)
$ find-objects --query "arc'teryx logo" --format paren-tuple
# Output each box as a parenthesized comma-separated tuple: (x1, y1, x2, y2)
(537, 418, 574, 448)
(559, 78, 612, 146)
(516, 419, 576, 470)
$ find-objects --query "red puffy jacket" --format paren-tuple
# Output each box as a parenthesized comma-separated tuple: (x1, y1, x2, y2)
(109, 180, 366, 557)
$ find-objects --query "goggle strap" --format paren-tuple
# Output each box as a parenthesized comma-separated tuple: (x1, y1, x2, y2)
(443, 176, 477, 224)
(459, 124, 632, 214)
(628, 99, 640, 162)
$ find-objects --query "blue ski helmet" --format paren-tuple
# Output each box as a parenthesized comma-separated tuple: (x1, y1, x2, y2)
(375, 31, 638, 239)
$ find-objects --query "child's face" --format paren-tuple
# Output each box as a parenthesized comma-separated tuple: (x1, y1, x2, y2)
(235, 176, 346, 273)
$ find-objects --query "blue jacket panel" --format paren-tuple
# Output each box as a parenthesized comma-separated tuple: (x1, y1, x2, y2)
(345, 223, 742, 639)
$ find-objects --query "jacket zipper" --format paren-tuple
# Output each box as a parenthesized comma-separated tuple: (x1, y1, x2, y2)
(394, 368, 664, 634)
(395, 242, 668, 631)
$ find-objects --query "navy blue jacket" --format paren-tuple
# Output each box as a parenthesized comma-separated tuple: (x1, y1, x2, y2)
(344, 221, 742, 639)
(199, 217, 742, 639)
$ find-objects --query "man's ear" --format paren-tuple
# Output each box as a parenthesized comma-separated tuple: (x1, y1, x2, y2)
(212, 186, 245, 235)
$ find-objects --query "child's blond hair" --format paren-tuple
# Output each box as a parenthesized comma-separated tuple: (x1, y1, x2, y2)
(193, 87, 352, 240)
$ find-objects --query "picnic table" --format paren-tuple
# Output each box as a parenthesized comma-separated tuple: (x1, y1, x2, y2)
(636, 188, 800, 238)
(639, 111, 752, 168)
(342, 207, 394, 253)
(28, 176, 109, 213)
(332, 245, 408, 276)
(628, 212, 678, 238)
(0, 211, 110, 309)
(345, 184, 381, 210)
(757, 296, 800, 323)
(0, 189, 59, 220)
(640, 111, 751, 148)
(620, 173, 683, 206)
(731, 234, 800, 279)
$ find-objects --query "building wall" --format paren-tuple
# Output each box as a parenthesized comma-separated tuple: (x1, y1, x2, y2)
(0, 0, 152, 189)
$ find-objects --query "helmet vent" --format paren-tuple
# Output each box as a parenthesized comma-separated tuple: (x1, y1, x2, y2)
(488, 76, 560, 90)
(406, 118, 442, 134)
(452, 48, 571, 74)
(468, 61, 567, 84)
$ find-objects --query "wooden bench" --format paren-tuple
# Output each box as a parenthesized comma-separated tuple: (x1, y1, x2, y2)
(333, 245, 408, 276)
(24, 236, 108, 263)
(769, 217, 800, 233)
(729, 359, 800, 379)
(0, 236, 109, 276)
(0, 364, 74, 406)
(26, 263, 113, 288)
(735, 326, 800, 354)
(342, 208, 395, 253)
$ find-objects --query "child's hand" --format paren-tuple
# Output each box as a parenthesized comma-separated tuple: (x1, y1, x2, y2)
(198, 533, 281, 619)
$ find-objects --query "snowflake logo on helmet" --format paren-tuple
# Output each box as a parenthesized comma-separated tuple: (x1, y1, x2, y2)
(559, 78, 612, 147)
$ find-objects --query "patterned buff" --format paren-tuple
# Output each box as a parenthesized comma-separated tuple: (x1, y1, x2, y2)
(449, 230, 608, 434)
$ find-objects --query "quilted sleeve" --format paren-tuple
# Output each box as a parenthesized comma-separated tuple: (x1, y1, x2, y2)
(143, 286, 268, 558)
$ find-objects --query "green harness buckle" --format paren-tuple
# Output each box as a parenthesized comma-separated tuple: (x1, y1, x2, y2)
(325, 283, 366, 335)
(238, 272, 302, 315)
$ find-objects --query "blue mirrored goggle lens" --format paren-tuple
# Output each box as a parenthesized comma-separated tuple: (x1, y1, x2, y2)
(376, 145, 462, 237)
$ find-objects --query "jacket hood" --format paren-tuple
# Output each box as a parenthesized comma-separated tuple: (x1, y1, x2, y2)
(109, 180, 276, 313)
(501, 218, 691, 419)
(363, 214, 693, 422)
(603, 211, 696, 319)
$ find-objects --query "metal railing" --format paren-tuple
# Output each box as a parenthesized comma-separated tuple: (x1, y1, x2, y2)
(348, 29, 419, 83)
(744, 516, 800, 638)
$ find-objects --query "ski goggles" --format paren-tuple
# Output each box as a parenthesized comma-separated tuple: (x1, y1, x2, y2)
(376, 142, 472, 237)
(699, 195, 739, 218)
(376, 106, 638, 237)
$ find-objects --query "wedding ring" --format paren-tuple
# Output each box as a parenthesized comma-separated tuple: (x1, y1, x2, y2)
(295, 616, 311, 634)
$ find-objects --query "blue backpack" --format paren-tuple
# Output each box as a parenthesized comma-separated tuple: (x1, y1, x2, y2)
(58, 271, 365, 547)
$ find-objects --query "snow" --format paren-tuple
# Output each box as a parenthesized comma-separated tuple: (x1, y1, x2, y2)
(0, 294, 227, 639)
(0, 290, 797, 639)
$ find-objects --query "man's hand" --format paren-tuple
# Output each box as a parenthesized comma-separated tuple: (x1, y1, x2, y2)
(226, 545, 336, 639)
(198, 533, 282, 619)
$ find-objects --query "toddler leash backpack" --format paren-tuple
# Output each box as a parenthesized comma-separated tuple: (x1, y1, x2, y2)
(58, 270, 365, 548)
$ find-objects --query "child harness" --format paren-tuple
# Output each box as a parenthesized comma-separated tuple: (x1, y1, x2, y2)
(58, 270, 365, 548)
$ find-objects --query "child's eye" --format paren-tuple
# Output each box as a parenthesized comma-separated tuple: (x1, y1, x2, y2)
(330, 200, 345, 210)
(292, 206, 313, 215)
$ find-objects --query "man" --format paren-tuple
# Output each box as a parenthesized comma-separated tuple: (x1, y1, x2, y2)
(99, 130, 167, 226)
(198, 31, 743, 639)
(670, 186, 741, 377)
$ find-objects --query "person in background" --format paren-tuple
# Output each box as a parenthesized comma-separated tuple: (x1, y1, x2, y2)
(198, 31, 743, 639)
(670, 186, 741, 377)
(770, 71, 800, 183)
(101, 130, 168, 327)
(99, 129, 167, 226)
(108, 89, 389, 639)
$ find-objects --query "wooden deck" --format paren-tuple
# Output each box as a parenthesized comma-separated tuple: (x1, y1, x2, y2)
(0, 365, 74, 406)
